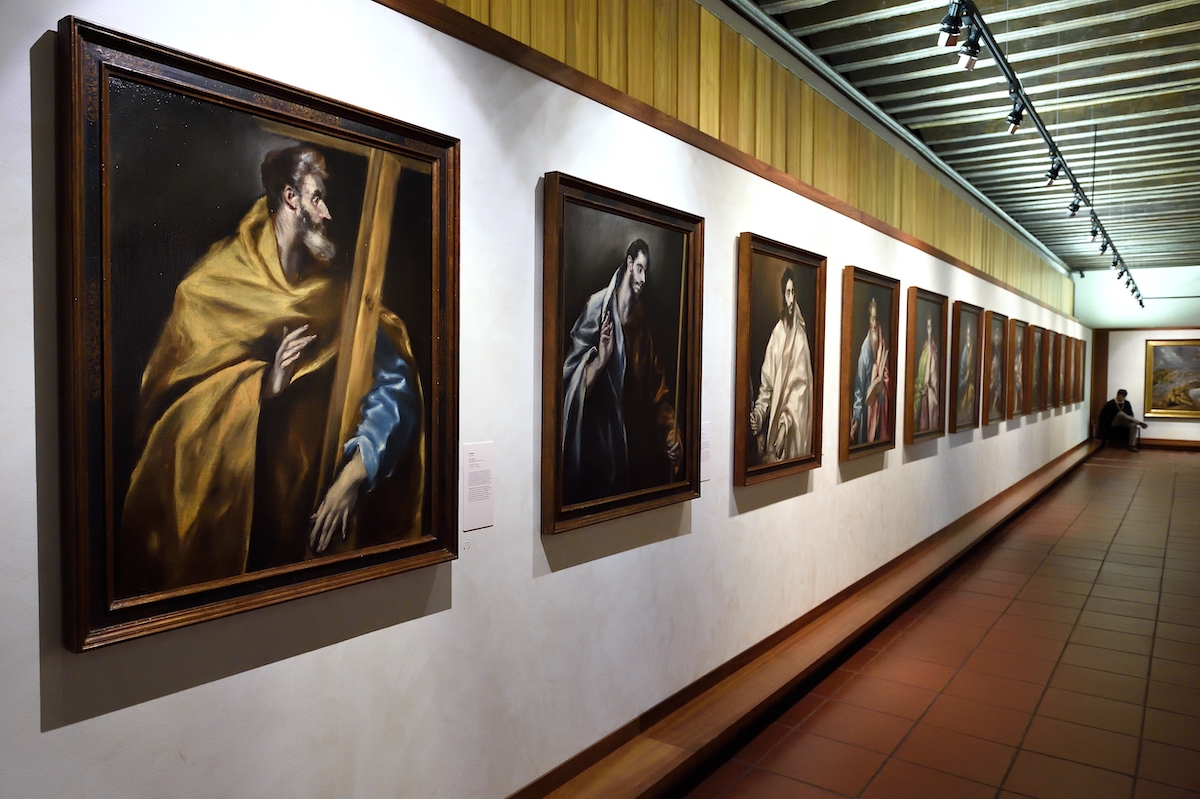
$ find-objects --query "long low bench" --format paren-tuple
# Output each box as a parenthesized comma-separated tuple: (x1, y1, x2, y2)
(513, 439, 1101, 799)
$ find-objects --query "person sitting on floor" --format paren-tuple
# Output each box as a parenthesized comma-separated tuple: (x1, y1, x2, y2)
(1097, 389, 1149, 451)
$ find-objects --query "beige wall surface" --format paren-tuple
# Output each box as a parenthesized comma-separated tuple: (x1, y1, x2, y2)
(0, 1, 1089, 797)
(1109, 329, 1200, 441)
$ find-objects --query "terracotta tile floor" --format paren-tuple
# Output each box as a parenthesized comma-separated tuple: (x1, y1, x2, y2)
(686, 449, 1200, 799)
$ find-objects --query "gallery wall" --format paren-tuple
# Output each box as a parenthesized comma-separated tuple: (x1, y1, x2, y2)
(0, 1, 1090, 797)
(1108, 329, 1200, 443)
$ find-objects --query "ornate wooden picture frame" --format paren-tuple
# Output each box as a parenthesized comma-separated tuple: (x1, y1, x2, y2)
(1046, 331, 1059, 408)
(1144, 339, 1200, 418)
(949, 301, 983, 433)
(58, 18, 460, 649)
(1008, 319, 1030, 419)
(838, 267, 900, 461)
(1029, 325, 1045, 412)
(982, 311, 1009, 425)
(904, 287, 948, 445)
(541, 172, 703, 534)
(734, 234, 826, 484)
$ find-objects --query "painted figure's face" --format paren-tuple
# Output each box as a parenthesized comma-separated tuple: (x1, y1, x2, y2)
(298, 173, 335, 264)
(627, 252, 648, 297)
(926, 317, 933, 342)
(783, 278, 795, 317)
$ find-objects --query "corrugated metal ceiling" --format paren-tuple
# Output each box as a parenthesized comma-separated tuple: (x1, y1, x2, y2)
(750, 0, 1200, 274)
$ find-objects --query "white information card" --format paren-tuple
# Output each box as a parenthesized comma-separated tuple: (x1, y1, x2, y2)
(461, 441, 494, 532)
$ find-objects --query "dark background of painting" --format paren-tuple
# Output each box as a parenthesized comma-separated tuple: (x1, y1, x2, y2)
(913, 295, 944, 431)
(1032, 329, 1043, 405)
(848, 277, 895, 445)
(560, 200, 689, 459)
(745, 252, 818, 466)
(955, 310, 979, 428)
(106, 74, 435, 556)
(1011, 324, 1026, 415)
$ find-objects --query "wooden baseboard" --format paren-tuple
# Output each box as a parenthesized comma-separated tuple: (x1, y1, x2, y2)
(509, 439, 1101, 799)
(1140, 437, 1200, 451)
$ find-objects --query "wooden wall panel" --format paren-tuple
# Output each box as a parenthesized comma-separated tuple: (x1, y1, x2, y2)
(421, 0, 1075, 315)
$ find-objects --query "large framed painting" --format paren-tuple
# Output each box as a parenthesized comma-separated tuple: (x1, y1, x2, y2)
(1076, 339, 1087, 403)
(541, 173, 703, 534)
(904, 287, 947, 444)
(734, 234, 826, 484)
(1056, 333, 1068, 407)
(1030, 325, 1044, 412)
(949, 301, 983, 433)
(838, 267, 900, 461)
(982, 311, 1008, 425)
(1008, 319, 1029, 419)
(1062, 336, 1074, 405)
(1046, 331, 1059, 407)
(1145, 339, 1200, 418)
(58, 19, 460, 649)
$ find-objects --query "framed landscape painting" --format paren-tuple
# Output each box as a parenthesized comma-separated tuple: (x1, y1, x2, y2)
(1008, 319, 1029, 419)
(838, 267, 900, 461)
(1145, 339, 1200, 419)
(58, 18, 460, 649)
(734, 234, 826, 484)
(541, 172, 703, 534)
(904, 287, 947, 444)
(949, 301, 982, 433)
(982, 312, 1008, 425)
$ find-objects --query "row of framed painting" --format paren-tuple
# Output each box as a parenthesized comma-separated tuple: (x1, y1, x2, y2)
(57, 19, 1084, 649)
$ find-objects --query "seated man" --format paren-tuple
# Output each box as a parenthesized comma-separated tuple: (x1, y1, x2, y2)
(1097, 389, 1149, 451)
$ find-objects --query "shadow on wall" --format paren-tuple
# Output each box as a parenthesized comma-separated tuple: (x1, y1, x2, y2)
(902, 437, 938, 464)
(838, 451, 886, 483)
(536, 502, 691, 575)
(30, 32, 451, 730)
(730, 470, 813, 516)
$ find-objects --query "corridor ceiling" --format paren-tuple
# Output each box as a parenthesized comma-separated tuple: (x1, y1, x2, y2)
(750, 0, 1200, 274)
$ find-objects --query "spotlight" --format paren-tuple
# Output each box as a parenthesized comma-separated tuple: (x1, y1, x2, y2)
(1078, 270, 1085, 279)
(938, 0, 966, 47)
(1100, 238, 1108, 254)
(1089, 213, 1099, 242)
(1066, 194, 1081, 217)
(1139, 299, 1144, 307)
(958, 25, 983, 69)
(1045, 157, 1062, 187)
(1006, 93, 1025, 134)
(1126, 278, 1133, 288)
(1112, 254, 1120, 269)
(1117, 268, 1127, 279)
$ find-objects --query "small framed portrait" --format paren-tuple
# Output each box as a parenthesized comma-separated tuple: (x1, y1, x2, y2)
(1030, 325, 1045, 412)
(541, 173, 703, 534)
(1008, 319, 1030, 419)
(982, 311, 1009, 425)
(949, 301, 983, 433)
(838, 267, 900, 461)
(1144, 339, 1200, 418)
(904, 287, 948, 444)
(734, 234, 826, 484)
(58, 19, 460, 649)
(1046, 331, 1059, 407)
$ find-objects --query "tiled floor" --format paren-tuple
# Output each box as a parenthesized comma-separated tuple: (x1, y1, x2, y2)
(686, 448, 1200, 799)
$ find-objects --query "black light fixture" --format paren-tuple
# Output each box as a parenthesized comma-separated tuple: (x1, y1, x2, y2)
(1113, 255, 1121, 270)
(1066, 193, 1081, 217)
(1077, 270, 1085, 279)
(1089, 213, 1099, 242)
(938, 0, 966, 47)
(1044, 156, 1062, 187)
(1005, 91, 1025, 134)
(958, 24, 983, 70)
(1100, 238, 1109, 254)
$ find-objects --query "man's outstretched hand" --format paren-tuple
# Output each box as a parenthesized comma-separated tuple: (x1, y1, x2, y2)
(264, 324, 316, 399)
(311, 449, 368, 554)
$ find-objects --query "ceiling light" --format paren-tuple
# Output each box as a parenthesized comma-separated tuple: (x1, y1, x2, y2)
(1100, 238, 1109, 254)
(1078, 270, 1085, 279)
(1006, 95, 1025, 134)
(1089, 213, 1099, 242)
(1045, 157, 1062, 187)
(1112, 255, 1121, 270)
(1066, 194, 1081, 217)
(938, 1, 966, 47)
(957, 25, 983, 69)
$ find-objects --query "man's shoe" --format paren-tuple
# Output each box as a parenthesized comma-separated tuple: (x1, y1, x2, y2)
(1129, 446, 1140, 452)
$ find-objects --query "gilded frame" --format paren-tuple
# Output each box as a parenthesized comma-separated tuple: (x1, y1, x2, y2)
(58, 18, 460, 649)
(838, 267, 900, 461)
(734, 234, 826, 484)
(1144, 339, 1200, 419)
(541, 172, 704, 533)
(904, 287, 948, 445)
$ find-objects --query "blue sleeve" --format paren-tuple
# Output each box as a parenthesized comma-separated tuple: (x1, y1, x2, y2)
(343, 330, 421, 490)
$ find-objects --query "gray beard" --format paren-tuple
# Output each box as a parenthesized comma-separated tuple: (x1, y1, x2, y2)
(300, 207, 336, 264)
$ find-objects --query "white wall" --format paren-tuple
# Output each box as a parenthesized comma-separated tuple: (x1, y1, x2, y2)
(0, 2, 1090, 798)
(1108, 329, 1200, 442)
(1074, 266, 1200, 330)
